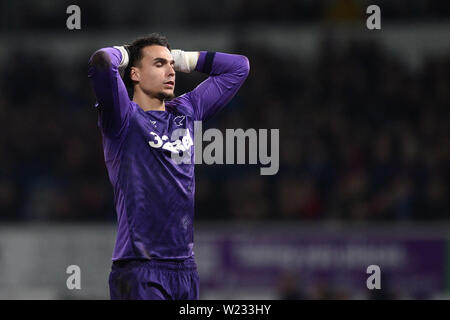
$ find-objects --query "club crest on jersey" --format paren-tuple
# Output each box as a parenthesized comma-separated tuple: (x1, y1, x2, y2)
(150, 120, 157, 128)
(174, 115, 185, 126)
(148, 128, 193, 164)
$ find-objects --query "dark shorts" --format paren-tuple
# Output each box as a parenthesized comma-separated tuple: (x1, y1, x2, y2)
(108, 257, 199, 300)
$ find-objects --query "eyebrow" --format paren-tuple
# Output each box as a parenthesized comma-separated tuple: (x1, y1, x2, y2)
(153, 57, 175, 64)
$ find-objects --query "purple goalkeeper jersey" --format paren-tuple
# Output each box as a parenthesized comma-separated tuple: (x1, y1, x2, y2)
(88, 47, 249, 261)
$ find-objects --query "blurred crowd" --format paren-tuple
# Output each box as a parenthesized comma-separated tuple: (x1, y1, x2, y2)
(0, 34, 448, 222)
(2, 0, 450, 31)
(219, 38, 449, 222)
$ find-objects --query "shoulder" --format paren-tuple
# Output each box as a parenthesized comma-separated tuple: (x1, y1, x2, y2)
(166, 93, 195, 117)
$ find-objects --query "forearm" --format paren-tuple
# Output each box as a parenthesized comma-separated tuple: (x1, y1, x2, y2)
(88, 47, 123, 103)
(172, 49, 249, 78)
(88, 47, 131, 137)
(187, 51, 250, 121)
(195, 51, 250, 78)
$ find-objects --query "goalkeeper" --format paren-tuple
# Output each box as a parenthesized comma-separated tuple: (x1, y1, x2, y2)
(88, 33, 249, 300)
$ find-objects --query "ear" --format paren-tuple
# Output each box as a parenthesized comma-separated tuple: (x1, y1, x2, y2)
(130, 67, 140, 82)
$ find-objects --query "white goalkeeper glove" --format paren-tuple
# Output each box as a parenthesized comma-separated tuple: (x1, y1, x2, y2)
(113, 45, 130, 77)
(171, 49, 199, 73)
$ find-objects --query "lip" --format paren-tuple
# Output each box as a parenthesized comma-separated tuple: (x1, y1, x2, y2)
(164, 81, 175, 87)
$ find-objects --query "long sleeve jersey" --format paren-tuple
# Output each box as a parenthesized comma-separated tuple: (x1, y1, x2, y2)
(88, 48, 249, 261)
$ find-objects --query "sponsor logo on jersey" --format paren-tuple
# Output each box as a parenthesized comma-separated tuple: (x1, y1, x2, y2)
(148, 128, 194, 161)
(174, 115, 185, 126)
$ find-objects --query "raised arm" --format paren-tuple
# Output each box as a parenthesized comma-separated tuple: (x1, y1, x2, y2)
(88, 47, 132, 138)
(186, 51, 250, 121)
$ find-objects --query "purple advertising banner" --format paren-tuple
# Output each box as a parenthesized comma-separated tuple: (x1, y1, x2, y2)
(195, 227, 447, 298)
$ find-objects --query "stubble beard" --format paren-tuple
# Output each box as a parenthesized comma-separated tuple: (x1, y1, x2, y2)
(157, 91, 175, 101)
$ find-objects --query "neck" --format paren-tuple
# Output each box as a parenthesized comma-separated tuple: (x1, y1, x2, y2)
(133, 89, 166, 112)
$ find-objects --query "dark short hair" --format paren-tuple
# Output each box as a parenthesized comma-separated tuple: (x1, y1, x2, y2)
(124, 33, 171, 89)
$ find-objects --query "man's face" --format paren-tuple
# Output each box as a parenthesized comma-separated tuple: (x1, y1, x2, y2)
(131, 45, 175, 100)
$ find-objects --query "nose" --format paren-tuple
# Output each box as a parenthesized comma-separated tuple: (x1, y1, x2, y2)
(168, 64, 175, 77)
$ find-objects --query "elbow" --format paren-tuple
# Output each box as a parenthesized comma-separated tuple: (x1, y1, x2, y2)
(88, 49, 111, 71)
(236, 55, 250, 78)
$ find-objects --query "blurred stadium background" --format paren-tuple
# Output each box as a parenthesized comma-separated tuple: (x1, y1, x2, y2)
(0, 0, 449, 299)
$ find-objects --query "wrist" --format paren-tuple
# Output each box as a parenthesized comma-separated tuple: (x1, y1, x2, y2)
(194, 51, 215, 74)
(171, 49, 199, 73)
(113, 45, 129, 69)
